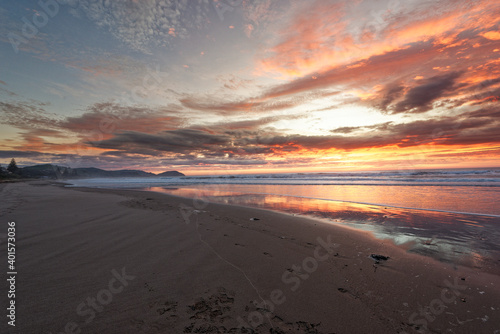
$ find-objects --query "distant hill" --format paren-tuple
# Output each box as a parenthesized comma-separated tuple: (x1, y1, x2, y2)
(11, 164, 184, 179)
(157, 170, 185, 177)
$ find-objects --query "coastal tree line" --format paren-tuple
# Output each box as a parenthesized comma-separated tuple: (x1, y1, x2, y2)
(0, 158, 19, 178)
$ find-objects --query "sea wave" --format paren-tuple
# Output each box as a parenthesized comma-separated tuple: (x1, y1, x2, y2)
(68, 168, 500, 188)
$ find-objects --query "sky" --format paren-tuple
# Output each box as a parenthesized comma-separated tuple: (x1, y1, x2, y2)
(0, 0, 499, 175)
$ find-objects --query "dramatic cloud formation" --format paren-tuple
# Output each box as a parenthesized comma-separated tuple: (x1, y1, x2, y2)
(0, 0, 499, 173)
(391, 72, 464, 113)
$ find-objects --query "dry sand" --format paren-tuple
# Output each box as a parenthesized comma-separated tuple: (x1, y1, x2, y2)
(1, 181, 499, 333)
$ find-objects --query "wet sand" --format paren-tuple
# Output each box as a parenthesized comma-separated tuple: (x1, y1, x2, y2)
(146, 186, 500, 275)
(1, 181, 499, 333)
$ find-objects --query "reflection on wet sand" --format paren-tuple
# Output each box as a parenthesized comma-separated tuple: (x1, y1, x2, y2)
(145, 186, 500, 274)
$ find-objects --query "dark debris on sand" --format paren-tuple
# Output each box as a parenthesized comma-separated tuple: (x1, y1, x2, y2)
(370, 254, 390, 263)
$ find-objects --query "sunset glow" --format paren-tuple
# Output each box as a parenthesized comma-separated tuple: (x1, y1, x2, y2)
(1, 0, 499, 174)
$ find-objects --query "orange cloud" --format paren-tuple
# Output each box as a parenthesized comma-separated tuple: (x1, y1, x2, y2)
(258, 1, 350, 78)
(482, 31, 500, 41)
(258, 0, 500, 81)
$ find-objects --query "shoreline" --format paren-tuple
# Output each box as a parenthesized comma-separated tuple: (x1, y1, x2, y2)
(65, 176, 500, 217)
(137, 185, 500, 276)
(143, 186, 500, 218)
(1, 181, 499, 333)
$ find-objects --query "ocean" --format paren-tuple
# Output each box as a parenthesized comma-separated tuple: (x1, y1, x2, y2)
(68, 167, 500, 270)
(68, 167, 500, 216)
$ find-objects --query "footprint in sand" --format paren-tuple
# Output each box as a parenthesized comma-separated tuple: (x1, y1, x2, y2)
(130, 318, 146, 330)
(156, 301, 178, 317)
(184, 288, 236, 333)
(130, 318, 167, 333)
(337, 287, 359, 299)
(260, 314, 326, 333)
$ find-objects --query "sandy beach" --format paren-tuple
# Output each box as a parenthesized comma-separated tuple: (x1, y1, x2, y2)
(1, 181, 499, 333)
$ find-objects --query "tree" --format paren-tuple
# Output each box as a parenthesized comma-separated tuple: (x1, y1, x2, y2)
(7, 158, 18, 173)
